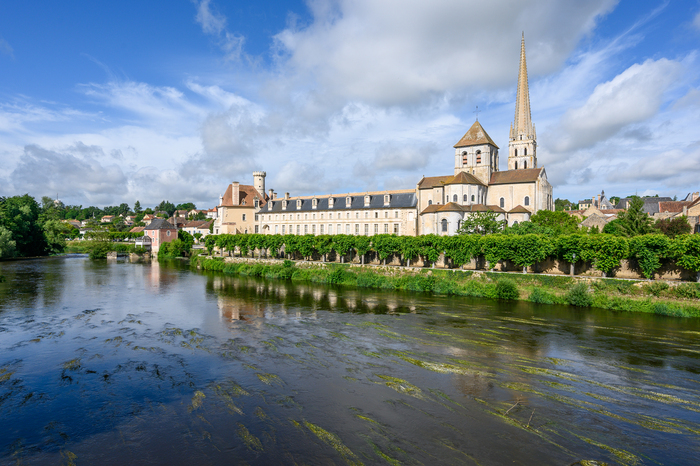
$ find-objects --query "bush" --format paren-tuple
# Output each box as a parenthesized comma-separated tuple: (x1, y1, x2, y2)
(674, 283, 700, 300)
(529, 287, 555, 304)
(495, 278, 519, 300)
(643, 281, 669, 297)
(566, 283, 593, 307)
(88, 242, 112, 259)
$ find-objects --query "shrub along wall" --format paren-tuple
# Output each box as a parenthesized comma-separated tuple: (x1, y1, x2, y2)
(202, 233, 700, 282)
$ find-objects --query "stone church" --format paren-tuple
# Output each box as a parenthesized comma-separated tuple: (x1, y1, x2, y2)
(219, 35, 553, 237)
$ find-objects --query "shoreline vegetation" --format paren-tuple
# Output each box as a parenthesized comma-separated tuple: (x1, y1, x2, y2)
(191, 255, 700, 319)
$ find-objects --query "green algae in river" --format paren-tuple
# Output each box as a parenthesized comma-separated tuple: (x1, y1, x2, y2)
(256, 372, 284, 386)
(374, 374, 426, 400)
(303, 420, 364, 466)
(237, 423, 263, 451)
(189, 390, 206, 412)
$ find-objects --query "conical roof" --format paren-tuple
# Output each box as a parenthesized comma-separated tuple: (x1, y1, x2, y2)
(511, 33, 534, 140)
(453, 120, 499, 149)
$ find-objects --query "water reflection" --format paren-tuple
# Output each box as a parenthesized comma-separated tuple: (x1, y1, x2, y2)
(0, 256, 698, 466)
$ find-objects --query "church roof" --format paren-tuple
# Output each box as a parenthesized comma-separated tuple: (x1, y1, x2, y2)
(508, 205, 531, 213)
(419, 203, 505, 215)
(444, 171, 487, 186)
(453, 120, 499, 149)
(417, 175, 452, 189)
(489, 168, 543, 185)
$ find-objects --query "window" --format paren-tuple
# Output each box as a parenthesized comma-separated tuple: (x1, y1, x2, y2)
(282, 225, 285, 234)
(355, 224, 359, 235)
(255, 214, 259, 221)
(513, 221, 519, 226)
(464, 194, 468, 202)
(346, 196, 352, 207)
(374, 212, 378, 218)
(393, 224, 399, 234)
(297, 199, 301, 209)
(275, 225, 278, 234)
(242, 214, 246, 221)
(476, 150, 481, 164)
(471, 194, 475, 202)
(395, 211, 398, 218)
(364, 195, 370, 206)
(304, 225, 308, 234)
(275, 214, 278, 220)
(364, 224, 369, 235)
(296, 225, 300, 234)
(453, 194, 457, 202)
(384, 194, 390, 205)
(428, 200, 432, 205)
(166, 230, 170, 237)
(321, 213, 324, 219)
(364, 212, 368, 218)
(346, 213, 350, 219)
(524, 161, 527, 169)
(312, 213, 316, 219)
(514, 149, 518, 156)
(255, 199, 259, 208)
(312, 198, 318, 208)
(297, 214, 300, 220)
(524, 148, 527, 156)
(384, 224, 389, 233)
(255, 225, 259, 233)
(329, 213, 333, 219)
(312, 225, 316, 234)
(356, 212, 359, 219)
(337, 224, 341, 233)
(441, 219, 448, 232)
(524, 196, 530, 206)
(462, 151, 468, 165)
(515, 161, 518, 169)
(384, 211, 388, 218)
(500, 198, 505, 208)
(374, 224, 378, 234)
(305, 213, 308, 220)
(329, 197, 334, 208)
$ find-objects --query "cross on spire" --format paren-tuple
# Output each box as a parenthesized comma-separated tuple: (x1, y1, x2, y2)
(474, 105, 480, 121)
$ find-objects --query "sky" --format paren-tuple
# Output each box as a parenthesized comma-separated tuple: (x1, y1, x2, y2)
(1, 0, 699, 209)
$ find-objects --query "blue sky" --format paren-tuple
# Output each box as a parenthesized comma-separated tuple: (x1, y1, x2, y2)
(1, 0, 699, 208)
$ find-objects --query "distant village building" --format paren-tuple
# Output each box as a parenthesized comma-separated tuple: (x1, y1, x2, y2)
(143, 218, 178, 253)
(213, 172, 269, 235)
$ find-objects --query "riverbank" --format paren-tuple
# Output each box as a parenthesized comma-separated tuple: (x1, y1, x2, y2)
(191, 256, 700, 318)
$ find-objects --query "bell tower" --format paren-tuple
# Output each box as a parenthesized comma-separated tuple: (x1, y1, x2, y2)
(508, 33, 537, 170)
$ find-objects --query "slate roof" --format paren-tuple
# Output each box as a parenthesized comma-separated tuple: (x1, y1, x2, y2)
(453, 121, 499, 149)
(489, 168, 543, 185)
(614, 197, 673, 215)
(143, 218, 177, 230)
(262, 191, 417, 214)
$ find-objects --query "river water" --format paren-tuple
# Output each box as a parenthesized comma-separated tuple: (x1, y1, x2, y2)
(0, 256, 699, 465)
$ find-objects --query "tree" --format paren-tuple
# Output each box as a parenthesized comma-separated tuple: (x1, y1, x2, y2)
(0, 226, 16, 258)
(117, 203, 130, 216)
(0, 195, 48, 257)
(457, 211, 505, 235)
(43, 220, 68, 255)
(615, 196, 653, 237)
(654, 216, 691, 238)
(629, 234, 671, 279)
(529, 210, 579, 236)
(602, 219, 625, 236)
(671, 235, 700, 282)
(176, 203, 196, 211)
(554, 198, 575, 211)
(134, 201, 142, 213)
(155, 201, 176, 217)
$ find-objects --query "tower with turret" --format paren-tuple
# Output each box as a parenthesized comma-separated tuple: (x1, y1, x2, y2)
(508, 33, 537, 170)
(253, 171, 266, 196)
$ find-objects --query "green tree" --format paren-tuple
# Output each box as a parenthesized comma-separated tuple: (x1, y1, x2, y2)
(554, 198, 575, 211)
(629, 234, 671, 279)
(457, 211, 505, 235)
(42, 219, 68, 255)
(616, 196, 652, 237)
(155, 200, 176, 217)
(134, 200, 142, 213)
(0, 195, 49, 257)
(510, 234, 554, 273)
(671, 235, 700, 282)
(602, 219, 625, 236)
(175, 202, 196, 211)
(654, 216, 691, 238)
(529, 210, 579, 235)
(0, 226, 17, 258)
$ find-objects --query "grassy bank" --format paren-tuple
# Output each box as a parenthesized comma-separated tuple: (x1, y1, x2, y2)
(191, 256, 700, 318)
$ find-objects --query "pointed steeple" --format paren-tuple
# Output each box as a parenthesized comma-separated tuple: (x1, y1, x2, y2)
(510, 33, 534, 141)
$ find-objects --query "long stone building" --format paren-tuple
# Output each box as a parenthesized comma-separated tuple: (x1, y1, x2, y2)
(215, 35, 553, 237)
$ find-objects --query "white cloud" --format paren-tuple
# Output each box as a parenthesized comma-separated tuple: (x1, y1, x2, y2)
(274, 0, 617, 106)
(194, 0, 245, 61)
(547, 58, 682, 154)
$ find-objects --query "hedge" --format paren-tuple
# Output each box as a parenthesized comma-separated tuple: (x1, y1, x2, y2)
(200, 232, 700, 281)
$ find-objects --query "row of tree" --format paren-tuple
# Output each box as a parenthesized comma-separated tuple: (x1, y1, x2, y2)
(39, 197, 201, 221)
(203, 232, 700, 281)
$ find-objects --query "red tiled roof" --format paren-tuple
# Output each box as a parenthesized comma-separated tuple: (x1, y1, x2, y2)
(658, 201, 691, 213)
(220, 184, 267, 207)
(508, 205, 530, 214)
(444, 171, 487, 186)
(454, 120, 499, 149)
(417, 175, 452, 189)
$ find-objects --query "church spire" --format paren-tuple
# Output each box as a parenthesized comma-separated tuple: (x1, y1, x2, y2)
(511, 32, 534, 140)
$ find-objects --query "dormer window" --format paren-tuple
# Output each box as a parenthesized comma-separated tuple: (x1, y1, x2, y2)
(384, 194, 390, 206)
(364, 195, 370, 207)
(282, 200, 287, 210)
(254, 198, 259, 208)
(268, 201, 273, 210)
(346, 196, 352, 208)
(329, 197, 334, 208)
(312, 198, 318, 209)
(296, 199, 302, 209)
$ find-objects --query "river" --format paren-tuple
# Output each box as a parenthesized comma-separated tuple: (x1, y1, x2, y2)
(0, 255, 699, 465)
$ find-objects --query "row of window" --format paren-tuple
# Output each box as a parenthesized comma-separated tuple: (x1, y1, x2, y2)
(513, 148, 528, 156)
(270, 223, 400, 235)
(259, 211, 400, 222)
(427, 193, 485, 206)
(272, 194, 394, 211)
(498, 196, 530, 208)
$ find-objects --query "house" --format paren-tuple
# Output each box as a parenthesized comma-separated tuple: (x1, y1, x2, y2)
(213, 173, 268, 235)
(142, 214, 155, 225)
(101, 215, 114, 223)
(142, 219, 178, 253)
(183, 220, 213, 239)
(129, 226, 144, 234)
(169, 216, 188, 229)
(64, 219, 81, 228)
(615, 196, 673, 215)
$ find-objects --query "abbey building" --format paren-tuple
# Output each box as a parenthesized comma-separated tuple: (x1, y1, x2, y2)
(214, 35, 553, 237)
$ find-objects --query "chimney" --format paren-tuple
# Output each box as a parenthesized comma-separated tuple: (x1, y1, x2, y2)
(683, 205, 688, 216)
(693, 192, 699, 201)
(285, 192, 290, 200)
(232, 182, 240, 205)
